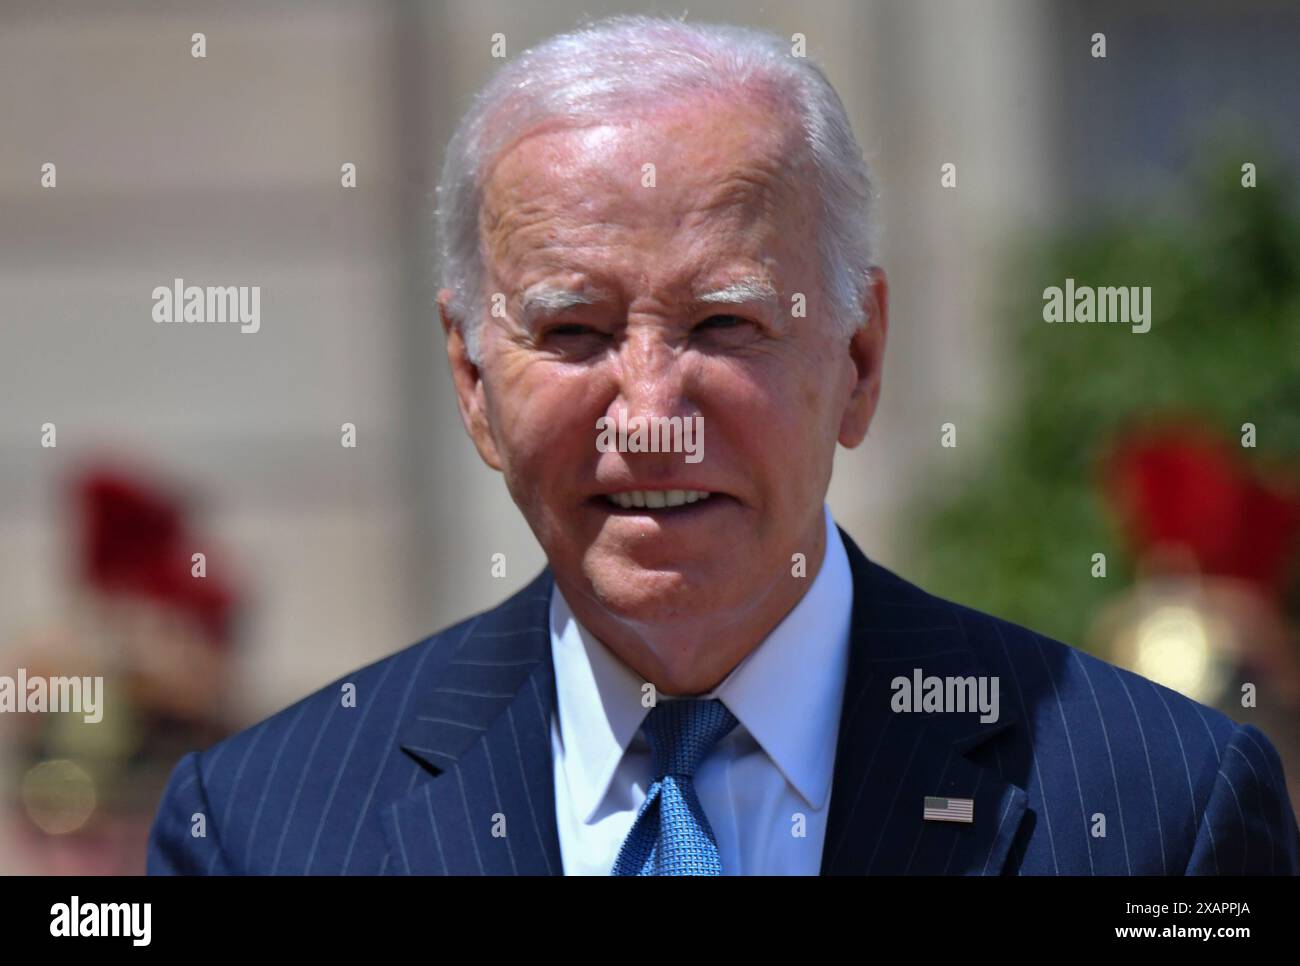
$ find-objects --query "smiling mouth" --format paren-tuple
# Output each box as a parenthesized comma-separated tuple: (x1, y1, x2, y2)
(599, 489, 718, 511)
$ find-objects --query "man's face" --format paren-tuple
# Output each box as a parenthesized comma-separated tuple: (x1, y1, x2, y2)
(442, 93, 885, 675)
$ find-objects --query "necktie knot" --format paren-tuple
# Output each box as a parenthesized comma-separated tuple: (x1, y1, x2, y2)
(642, 697, 738, 781)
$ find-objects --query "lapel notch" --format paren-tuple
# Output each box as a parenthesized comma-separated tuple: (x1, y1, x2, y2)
(380, 569, 564, 875)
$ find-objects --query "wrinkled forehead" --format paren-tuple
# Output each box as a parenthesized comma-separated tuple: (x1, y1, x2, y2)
(478, 94, 817, 262)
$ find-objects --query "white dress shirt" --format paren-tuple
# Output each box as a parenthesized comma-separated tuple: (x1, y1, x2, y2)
(549, 503, 854, 875)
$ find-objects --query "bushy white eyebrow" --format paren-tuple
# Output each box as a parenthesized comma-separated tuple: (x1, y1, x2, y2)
(695, 277, 779, 306)
(519, 276, 780, 324)
(520, 286, 599, 322)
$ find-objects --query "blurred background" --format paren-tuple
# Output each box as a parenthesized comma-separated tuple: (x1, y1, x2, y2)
(1, 0, 1297, 873)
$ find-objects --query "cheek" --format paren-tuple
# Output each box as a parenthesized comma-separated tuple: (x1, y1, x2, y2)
(698, 364, 809, 472)
(705, 357, 838, 500)
(789, 333, 850, 439)
(797, 363, 835, 433)
(488, 363, 603, 485)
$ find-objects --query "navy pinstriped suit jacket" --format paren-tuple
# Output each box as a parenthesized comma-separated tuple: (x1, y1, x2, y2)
(147, 528, 1300, 875)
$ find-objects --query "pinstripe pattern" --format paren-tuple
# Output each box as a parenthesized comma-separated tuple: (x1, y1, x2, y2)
(147, 530, 1300, 875)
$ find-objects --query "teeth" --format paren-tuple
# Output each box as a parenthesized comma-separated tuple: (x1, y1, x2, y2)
(604, 490, 713, 510)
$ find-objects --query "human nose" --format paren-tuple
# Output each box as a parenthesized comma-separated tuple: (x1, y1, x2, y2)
(610, 325, 694, 423)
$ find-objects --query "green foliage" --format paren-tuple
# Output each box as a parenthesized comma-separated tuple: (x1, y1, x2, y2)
(910, 154, 1300, 649)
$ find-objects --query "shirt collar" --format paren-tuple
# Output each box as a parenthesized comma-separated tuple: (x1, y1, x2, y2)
(550, 503, 855, 822)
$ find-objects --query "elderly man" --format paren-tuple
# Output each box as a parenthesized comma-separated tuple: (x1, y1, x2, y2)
(148, 15, 1298, 876)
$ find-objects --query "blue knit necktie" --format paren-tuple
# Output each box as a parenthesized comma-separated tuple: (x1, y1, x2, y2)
(612, 698, 739, 875)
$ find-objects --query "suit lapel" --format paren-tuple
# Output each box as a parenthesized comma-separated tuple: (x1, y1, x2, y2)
(820, 529, 1029, 875)
(380, 569, 563, 875)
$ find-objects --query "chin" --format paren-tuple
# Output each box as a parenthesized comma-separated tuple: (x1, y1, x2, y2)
(583, 557, 715, 619)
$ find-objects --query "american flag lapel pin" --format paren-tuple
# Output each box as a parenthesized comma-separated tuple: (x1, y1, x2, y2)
(923, 796, 974, 824)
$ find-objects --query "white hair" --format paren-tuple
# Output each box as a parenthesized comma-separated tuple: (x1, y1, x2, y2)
(435, 13, 880, 363)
